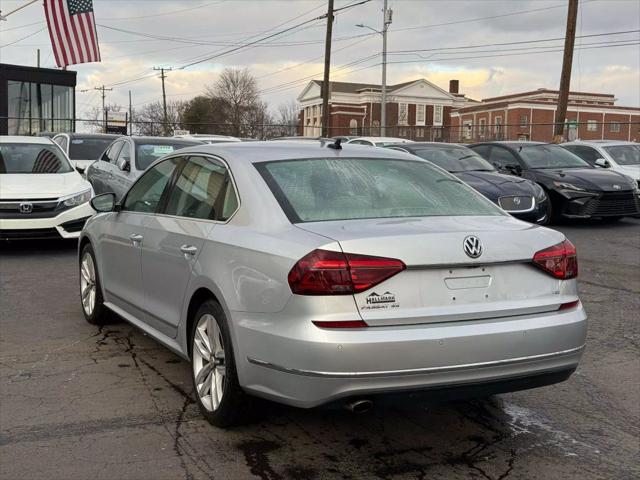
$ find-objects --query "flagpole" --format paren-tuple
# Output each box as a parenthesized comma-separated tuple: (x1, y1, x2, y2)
(0, 0, 40, 21)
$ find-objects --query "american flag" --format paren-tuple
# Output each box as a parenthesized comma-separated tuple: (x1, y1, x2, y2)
(44, 0, 101, 67)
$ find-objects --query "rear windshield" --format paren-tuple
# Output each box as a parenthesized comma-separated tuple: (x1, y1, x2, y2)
(135, 140, 198, 170)
(518, 144, 590, 169)
(603, 145, 640, 166)
(0, 143, 73, 174)
(256, 157, 503, 223)
(68, 138, 116, 160)
(410, 147, 495, 173)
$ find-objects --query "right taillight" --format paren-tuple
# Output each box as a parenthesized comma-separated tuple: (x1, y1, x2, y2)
(288, 249, 405, 295)
(532, 239, 578, 279)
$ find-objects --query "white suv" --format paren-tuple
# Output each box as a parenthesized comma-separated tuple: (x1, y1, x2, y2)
(562, 141, 640, 186)
(0, 136, 94, 240)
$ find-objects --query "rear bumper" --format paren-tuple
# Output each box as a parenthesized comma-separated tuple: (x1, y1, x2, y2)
(233, 305, 587, 408)
(0, 203, 93, 240)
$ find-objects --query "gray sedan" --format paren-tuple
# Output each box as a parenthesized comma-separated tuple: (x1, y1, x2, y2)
(86, 136, 200, 200)
(79, 141, 587, 427)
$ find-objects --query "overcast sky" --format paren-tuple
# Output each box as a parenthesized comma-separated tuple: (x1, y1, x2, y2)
(1, 0, 638, 119)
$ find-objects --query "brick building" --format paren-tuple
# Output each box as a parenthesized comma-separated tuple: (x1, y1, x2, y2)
(450, 89, 640, 143)
(297, 78, 473, 139)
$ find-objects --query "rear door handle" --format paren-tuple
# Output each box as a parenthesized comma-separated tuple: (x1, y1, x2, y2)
(180, 245, 198, 256)
(130, 233, 143, 245)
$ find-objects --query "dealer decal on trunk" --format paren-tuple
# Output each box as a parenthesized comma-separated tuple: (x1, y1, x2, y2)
(361, 291, 399, 310)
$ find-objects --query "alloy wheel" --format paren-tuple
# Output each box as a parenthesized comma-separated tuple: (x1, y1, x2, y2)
(80, 253, 96, 316)
(193, 313, 226, 411)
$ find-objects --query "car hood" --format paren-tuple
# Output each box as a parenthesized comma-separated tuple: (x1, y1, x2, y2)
(532, 167, 636, 192)
(0, 172, 91, 199)
(454, 171, 535, 199)
(614, 164, 640, 181)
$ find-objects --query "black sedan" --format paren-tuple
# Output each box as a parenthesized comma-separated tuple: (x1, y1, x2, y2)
(469, 141, 640, 222)
(387, 142, 549, 223)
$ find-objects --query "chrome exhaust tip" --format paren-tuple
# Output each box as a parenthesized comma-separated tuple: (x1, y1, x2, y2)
(345, 399, 373, 414)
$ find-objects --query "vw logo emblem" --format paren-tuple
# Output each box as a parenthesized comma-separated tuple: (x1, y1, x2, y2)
(19, 202, 33, 214)
(612, 184, 621, 190)
(513, 197, 521, 205)
(463, 235, 483, 259)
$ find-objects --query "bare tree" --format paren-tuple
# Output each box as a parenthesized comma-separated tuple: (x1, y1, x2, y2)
(136, 100, 187, 136)
(206, 68, 259, 137)
(85, 103, 123, 132)
(276, 100, 300, 136)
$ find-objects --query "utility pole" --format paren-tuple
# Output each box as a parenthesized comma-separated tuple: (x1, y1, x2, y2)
(37, 49, 40, 68)
(94, 85, 113, 133)
(381, 0, 392, 136)
(129, 90, 133, 136)
(553, 0, 578, 143)
(154, 67, 172, 136)
(321, 0, 334, 138)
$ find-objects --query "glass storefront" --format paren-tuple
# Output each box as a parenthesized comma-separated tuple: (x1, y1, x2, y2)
(7, 80, 73, 135)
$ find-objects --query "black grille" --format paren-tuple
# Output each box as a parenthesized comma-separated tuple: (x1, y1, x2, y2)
(580, 192, 640, 217)
(60, 217, 90, 233)
(498, 195, 534, 212)
(0, 228, 61, 240)
(0, 199, 68, 219)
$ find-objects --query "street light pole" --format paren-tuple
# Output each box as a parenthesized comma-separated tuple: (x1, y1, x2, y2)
(381, 0, 390, 137)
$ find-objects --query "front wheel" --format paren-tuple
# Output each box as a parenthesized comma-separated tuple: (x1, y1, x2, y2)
(79, 243, 110, 325)
(191, 300, 251, 428)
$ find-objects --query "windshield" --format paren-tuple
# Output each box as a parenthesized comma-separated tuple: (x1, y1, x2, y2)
(518, 144, 590, 169)
(410, 147, 495, 173)
(257, 157, 503, 223)
(135, 140, 198, 170)
(0, 143, 73, 174)
(603, 145, 640, 166)
(68, 138, 116, 160)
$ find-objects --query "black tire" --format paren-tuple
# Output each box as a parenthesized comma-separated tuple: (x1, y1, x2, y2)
(190, 299, 251, 428)
(79, 243, 110, 325)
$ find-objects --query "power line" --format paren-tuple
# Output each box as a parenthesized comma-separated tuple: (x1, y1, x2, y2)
(0, 26, 45, 48)
(99, 0, 226, 20)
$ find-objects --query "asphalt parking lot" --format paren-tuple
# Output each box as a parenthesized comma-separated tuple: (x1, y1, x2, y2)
(1, 219, 638, 480)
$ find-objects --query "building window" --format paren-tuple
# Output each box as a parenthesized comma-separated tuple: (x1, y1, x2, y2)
(494, 116, 503, 138)
(609, 122, 621, 133)
(416, 104, 425, 125)
(312, 105, 317, 117)
(349, 119, 358, 135)
(372, 120, 380, 136)
(433, 105, 443, 126)
(398, 103, 408, 125)
(479, 118, 486, 138)
(463, 121, 472, 140)
(416, 127, 424, 138)
(7, 80, 73, 135)
(398, 127, 407, 137)
(519, 114, 528, 126)
(432, 128, 442, 140)
(587, 120, 598, 132)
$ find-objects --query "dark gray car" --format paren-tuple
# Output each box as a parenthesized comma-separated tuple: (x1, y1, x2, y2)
(87, 136, 200, 199)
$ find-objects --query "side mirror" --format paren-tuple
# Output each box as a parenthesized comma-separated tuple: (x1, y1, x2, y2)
(505, 164, 523, 175)
(594, 158, 610, 168)
(117, 157, 130, 171)
(90, 193, 116, 212)
(75, 166, 85, 175)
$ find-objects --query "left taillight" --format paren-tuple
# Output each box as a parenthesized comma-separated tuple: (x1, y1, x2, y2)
(288, 249, 406, 295)
(532, 239, 578, 279)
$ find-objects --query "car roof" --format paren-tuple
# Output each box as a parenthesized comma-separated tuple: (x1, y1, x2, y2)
(0, 135, 54, 145)
(129, 136, 202, 146)
(392, 142, 466, 149)
(564, 140, 637, 146)
(166, 140, 419, 164)
(62, 133, 122, 139)
(349, 136, 413, 142)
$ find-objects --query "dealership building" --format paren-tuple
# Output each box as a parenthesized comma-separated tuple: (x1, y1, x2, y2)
(450, 89, 640, 143)
(0, 63, 76, 136)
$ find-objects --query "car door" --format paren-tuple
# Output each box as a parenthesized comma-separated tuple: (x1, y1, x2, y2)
(99, 157, 180, 322)
(90, 141, 123, 194)
(141, 155, 237, 338)
(111, 140, 136, 199)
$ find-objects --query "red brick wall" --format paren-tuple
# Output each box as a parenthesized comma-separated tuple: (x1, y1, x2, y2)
(530, 109, 555, 141)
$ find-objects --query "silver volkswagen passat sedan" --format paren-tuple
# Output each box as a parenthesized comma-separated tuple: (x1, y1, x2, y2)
(79, 141, 587, 427)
